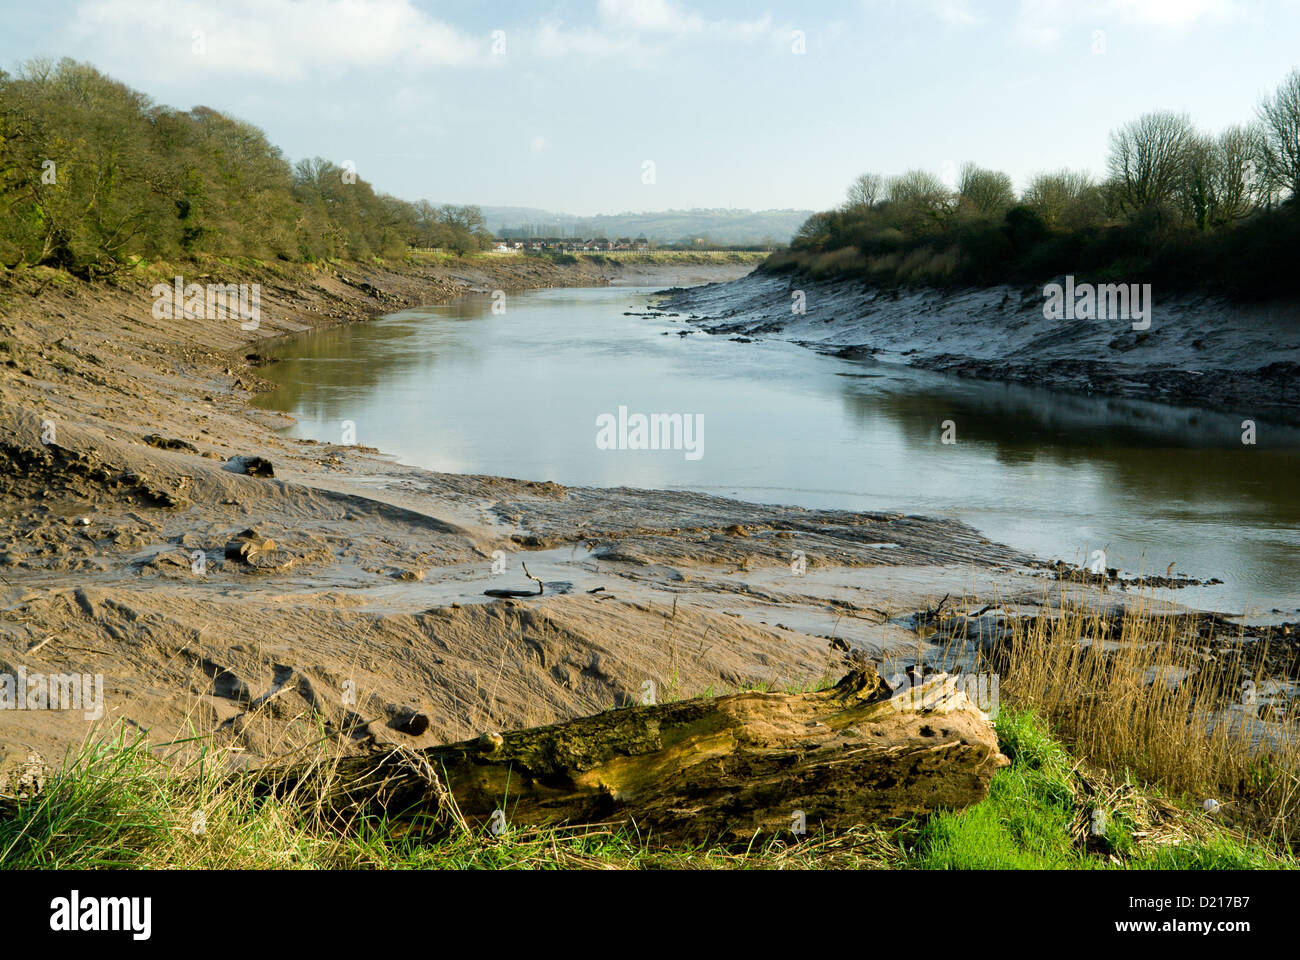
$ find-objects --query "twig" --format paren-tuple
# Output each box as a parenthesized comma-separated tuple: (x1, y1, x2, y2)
(923, 593, 950, 621)
(26, 635, 56, 655)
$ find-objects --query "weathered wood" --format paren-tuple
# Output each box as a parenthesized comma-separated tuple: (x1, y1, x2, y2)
(270, 666, 1008, 845)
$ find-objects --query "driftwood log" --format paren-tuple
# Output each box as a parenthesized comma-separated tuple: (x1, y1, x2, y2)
(268, 666, 1008, 845)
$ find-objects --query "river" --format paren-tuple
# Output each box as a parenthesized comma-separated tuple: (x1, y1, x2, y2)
(253, 276, 1300, 618)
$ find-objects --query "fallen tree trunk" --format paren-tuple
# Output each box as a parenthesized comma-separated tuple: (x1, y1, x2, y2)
(266, 666, 1008, 845)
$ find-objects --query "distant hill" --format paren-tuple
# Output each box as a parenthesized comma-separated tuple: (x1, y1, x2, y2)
(467, 206, 813, 247)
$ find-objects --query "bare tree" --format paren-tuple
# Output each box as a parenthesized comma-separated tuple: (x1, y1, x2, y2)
(957, 163, 1015, 216)
(844, 172, 883, 210)
(1108, 111, 1194, 214)
(1213, 124, 1265, 224)
(886, 169, 949, 205)
(1258, 69, 1300, 202)
(1180, 133, 1218, 230)
(1177, 124, 1268, 230)
(880, 169, 954, 232)
(1021, 169, 1101, 230)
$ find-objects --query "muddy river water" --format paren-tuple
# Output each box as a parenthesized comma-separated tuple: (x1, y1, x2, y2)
(254, 279, 1300, 618)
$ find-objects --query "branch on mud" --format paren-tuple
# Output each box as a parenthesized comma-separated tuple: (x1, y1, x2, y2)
(483, 561, 545, 599)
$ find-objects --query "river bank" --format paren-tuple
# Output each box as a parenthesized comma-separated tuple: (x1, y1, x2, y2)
(0, 254, 1039, 782)
(0, 254, 1294, 802)
(658, 269, 1300, 425)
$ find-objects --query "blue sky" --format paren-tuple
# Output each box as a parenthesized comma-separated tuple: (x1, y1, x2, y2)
(3, 0, 1298, 215)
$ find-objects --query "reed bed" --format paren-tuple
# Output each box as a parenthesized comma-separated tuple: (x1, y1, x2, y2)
(965, 584, 1300, 845)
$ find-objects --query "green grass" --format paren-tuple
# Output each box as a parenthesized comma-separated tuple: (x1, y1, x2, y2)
(405, 248, 463, 266)
(917, 710, 1086, 869)
(0, 712, 1290, 870)
(910, 710, 1287, 870)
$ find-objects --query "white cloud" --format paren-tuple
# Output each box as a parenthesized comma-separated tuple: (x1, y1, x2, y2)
(534, 19, 650, 59)
(1012, 1, 1067, 47)
(535, 1, 779, 60)
(1108, 0, 1238, 25)
(66, 0, 484, 80)
(1012, 0, 1240, 47)
(929, 0, 980, 26)
(860, 0, 980, 28)
(529, 136, 552, 153)
(596, 0, 706, 34)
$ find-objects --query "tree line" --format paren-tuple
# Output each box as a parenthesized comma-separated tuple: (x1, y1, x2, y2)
(789, 69, 1300, 297)
(0, 59, 493, 278)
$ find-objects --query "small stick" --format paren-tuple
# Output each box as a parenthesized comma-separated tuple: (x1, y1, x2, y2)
(27, 635, 56, 655)
(484, 563, 546, 599)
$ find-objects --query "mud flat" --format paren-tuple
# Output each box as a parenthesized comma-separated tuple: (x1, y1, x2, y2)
(0, 256, 1241, 782)
(659, 270, 1300, 423)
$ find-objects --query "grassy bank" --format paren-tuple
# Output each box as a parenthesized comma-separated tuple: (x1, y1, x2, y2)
(0, 247, 651, 347)
(1, 707, 1286, 870)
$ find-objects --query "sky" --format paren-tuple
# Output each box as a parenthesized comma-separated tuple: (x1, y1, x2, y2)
(2, 0, 1298, 216)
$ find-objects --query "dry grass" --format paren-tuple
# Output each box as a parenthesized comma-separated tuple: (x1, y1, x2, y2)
(967, 585, 1300, 845)
(764, 242, 963, 284)
(805, 247, 867, 276)
(2, 675, 1291, 869)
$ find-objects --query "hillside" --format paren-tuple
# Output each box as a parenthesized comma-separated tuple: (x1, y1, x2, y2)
(474, 206, 812, 246)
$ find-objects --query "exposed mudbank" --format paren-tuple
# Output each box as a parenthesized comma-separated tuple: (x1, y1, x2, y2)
(1, 256, 1293, 787)
(0, 258, 1041, 781)
(658, 271, 1300, 423)
(0, 393, 1055, 774)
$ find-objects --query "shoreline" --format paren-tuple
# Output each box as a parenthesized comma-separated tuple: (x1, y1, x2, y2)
(0, 254, 1272, 781)
(659, 269, 1300, 424)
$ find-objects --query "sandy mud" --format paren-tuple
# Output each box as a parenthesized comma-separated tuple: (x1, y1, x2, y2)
(0, 257, 1278, 783)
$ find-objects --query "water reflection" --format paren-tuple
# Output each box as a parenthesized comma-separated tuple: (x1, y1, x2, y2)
(253, 284, 1300, 614)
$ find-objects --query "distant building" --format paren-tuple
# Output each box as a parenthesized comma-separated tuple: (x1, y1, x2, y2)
(507, 236, 656, 254)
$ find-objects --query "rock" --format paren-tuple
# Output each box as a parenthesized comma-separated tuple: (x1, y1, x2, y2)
(220, 527, 330, 574)
(142, 434, 199, 453)
(141, 549, 196, 578)
(12, 752, 48, 800)
(387, 706, 431, 736)
(224, 529, 278, 564)
(225, 455, 274, 477)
